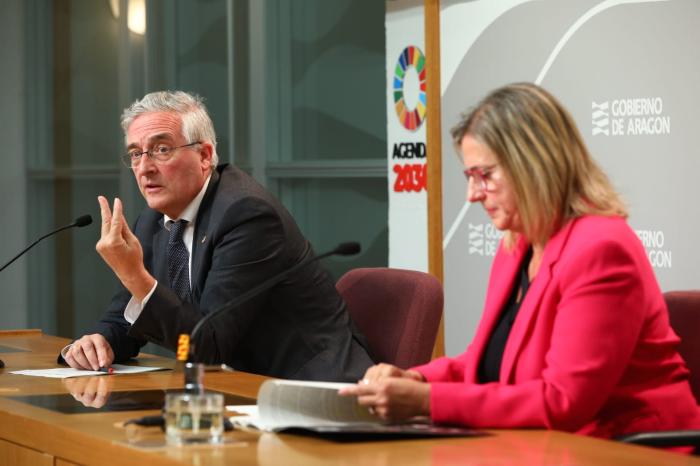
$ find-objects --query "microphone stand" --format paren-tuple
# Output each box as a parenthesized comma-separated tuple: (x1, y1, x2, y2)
(0, 215, 93, 272)
(165, 242, 360, 444)
(0, 215, 93, 369)
(175, 242, 361, 393)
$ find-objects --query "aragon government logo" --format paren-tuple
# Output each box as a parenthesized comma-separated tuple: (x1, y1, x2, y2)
(592, 97, 670, 136)
(393, 46, 426, 131)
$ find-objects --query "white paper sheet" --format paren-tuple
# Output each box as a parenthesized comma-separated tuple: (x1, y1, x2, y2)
(10, 364, 166, 378)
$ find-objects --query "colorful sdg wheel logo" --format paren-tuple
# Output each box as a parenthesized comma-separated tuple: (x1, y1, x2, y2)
(393, 45, 426, 131)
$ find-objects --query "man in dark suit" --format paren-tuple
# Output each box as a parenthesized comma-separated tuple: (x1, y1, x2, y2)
(63, 91, 373, 381)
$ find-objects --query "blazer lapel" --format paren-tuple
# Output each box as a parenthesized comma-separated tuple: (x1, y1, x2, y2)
(466, 237, 529, 381)
(500, 218, 579, 382)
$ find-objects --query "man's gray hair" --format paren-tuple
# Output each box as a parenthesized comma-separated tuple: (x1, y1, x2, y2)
(121, 90, 219, 167)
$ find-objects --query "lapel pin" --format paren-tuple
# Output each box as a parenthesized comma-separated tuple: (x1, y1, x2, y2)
(201, 235, 207, 244)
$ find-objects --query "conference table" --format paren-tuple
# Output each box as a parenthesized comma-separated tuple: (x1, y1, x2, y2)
(1, 331, 699, 466)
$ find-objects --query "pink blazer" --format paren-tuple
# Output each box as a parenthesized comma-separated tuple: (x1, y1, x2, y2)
(414, 215, 699, 437)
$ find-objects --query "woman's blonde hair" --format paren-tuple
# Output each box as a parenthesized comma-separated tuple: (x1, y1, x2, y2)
(451, 83, 627, 249)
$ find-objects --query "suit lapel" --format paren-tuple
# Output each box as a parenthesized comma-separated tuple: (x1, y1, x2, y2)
(190, 168, 221, 301)
(499, 218, 579, 382)
(152, 220, 169, 285)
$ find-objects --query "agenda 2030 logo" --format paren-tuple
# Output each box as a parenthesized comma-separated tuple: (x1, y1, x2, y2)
(393, 45, 426, 131)
(392, 45, 427, 193)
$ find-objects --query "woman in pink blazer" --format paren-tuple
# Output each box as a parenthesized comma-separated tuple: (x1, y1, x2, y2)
(341, 83, 699, 438)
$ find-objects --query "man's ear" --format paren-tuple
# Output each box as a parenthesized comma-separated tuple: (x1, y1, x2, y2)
(199, 142, 214, 167)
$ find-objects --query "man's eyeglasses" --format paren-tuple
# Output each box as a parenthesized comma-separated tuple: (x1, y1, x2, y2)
(463, 164, 499, 193)
(121, 141, 201, 168)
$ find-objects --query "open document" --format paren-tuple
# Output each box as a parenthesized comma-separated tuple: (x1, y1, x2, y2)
(228, 379, 483, 439)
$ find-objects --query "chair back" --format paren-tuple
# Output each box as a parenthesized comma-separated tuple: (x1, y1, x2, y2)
(336, 267, 443, 369)
(665, 290, 700, 403)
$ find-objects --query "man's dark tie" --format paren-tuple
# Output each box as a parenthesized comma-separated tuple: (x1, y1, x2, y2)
(167, 220, 192, 302)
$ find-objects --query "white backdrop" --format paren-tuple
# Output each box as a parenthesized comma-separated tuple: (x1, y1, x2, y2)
(439, 0, 700, 355)
(386, 0, 429, 273)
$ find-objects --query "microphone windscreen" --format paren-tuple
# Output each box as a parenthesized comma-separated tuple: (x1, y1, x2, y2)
(333, 242, 361, 256)
(74, 215, 93, 227)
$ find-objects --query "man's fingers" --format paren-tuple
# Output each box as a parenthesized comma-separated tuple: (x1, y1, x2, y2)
(97, 196, 112, 237)
(65, 347, 85, 369)
(93, 338, 114, 368)
(80, 342, 101, 371)
(109, 198, 123, 238)
(118, 205, 138, 245)
(122, 220, 139, 244)
(112, 197, 123, 223)
(63, 352, 79, 369)
(85, 334, 114, 368)
(65, 335, 114, 371)
(69, 334, 112, 371)
(68, 346, 93, 371)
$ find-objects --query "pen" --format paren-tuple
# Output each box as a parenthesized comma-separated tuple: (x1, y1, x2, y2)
(98, 366, 114, 374)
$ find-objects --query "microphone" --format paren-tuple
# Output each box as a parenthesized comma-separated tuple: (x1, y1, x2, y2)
(180, 242, 361, 365)
(0, 214, 92, 369)
(0, 215, 93, 272)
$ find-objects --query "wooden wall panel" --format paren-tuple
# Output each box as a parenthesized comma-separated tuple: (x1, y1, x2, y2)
(424, 0, 445, 358)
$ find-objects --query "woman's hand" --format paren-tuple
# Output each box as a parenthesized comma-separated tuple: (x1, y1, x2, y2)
(360, 363, 426, 384)
(339, 364, 429, 421)
(339, 376, 430, 421)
